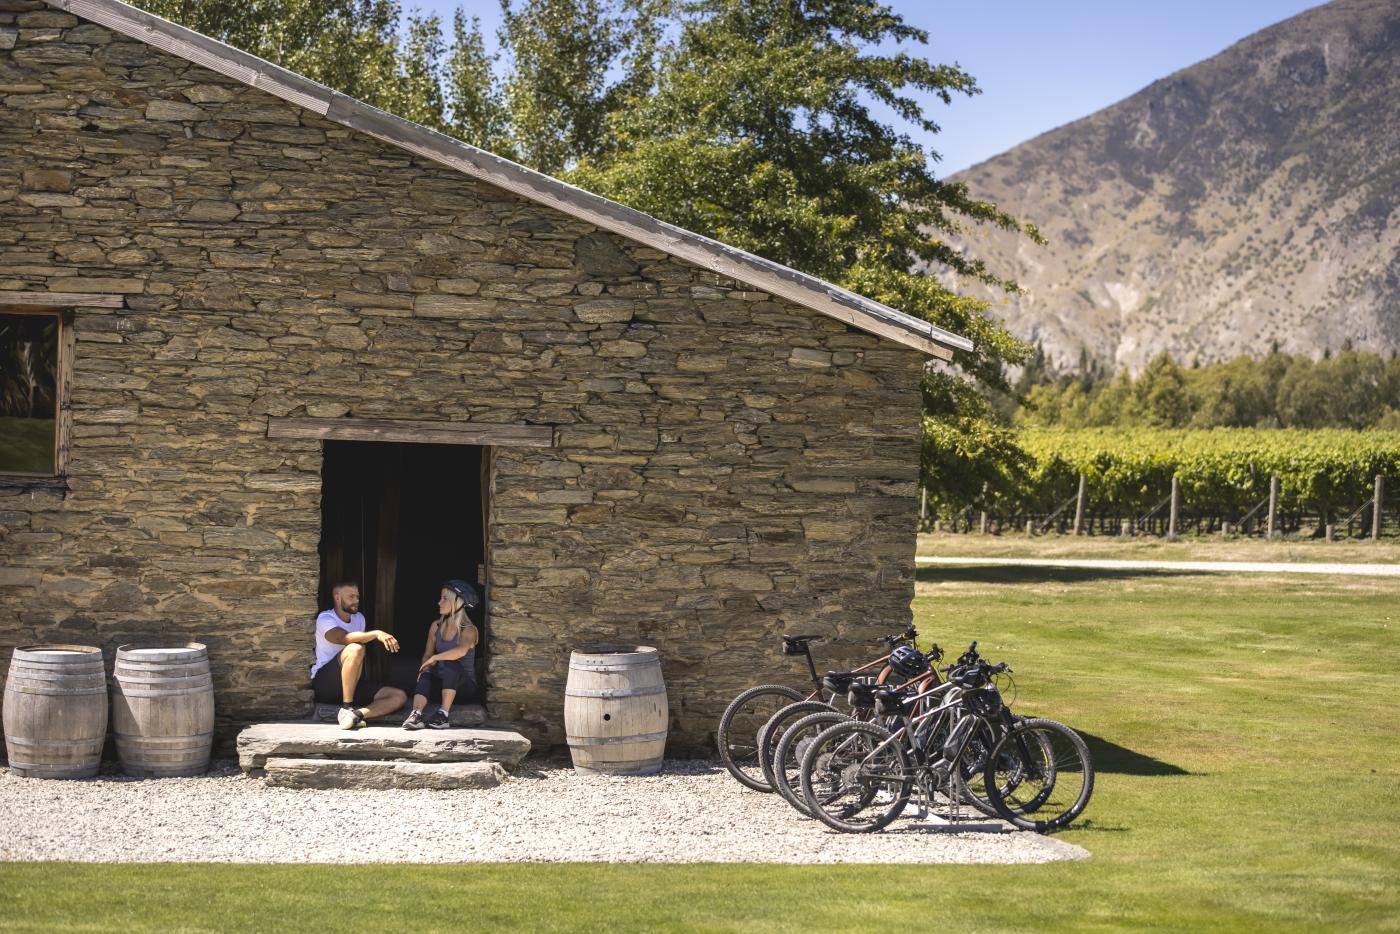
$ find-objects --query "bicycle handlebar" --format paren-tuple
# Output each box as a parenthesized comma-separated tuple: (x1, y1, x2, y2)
(880, 624, 918, 648)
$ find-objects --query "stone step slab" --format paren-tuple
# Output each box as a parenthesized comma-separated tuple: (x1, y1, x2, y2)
(237, 723, 531, 772)
(261, 757, 506, 790)
(311, 703, 486, 727)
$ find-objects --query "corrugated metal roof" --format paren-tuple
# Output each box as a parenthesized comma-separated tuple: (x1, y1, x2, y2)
(45, 0, 975, 359)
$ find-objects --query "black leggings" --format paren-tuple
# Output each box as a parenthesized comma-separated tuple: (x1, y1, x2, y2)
(414, 658, 476, 701)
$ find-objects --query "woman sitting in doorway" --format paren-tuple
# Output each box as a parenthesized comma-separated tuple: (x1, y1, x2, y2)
(402, 579, 480, 730)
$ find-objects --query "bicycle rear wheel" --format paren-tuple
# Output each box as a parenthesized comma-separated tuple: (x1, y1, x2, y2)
(799, 720, 910, 833)
(758, 700, 837, 791)
(717, 684, 805, 791)
(772, 709, 850, 816)
(984, 718, 1094, 832)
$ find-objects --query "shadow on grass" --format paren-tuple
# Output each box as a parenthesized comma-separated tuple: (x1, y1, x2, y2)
(1079, 730, 1191, 776)
(916, 565, 1202, 586)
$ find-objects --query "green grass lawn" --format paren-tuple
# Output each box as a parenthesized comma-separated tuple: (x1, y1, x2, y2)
(3, 568, 1397, 932)
(919, 530, 1400, 564)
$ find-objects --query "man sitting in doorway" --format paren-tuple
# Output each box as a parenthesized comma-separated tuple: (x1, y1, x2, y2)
(311, 581, 408, 729)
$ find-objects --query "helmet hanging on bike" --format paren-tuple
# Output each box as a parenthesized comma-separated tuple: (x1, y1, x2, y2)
(888, 644, 930, 678)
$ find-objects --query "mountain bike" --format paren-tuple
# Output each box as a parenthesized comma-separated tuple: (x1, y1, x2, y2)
(759, 644, 944, 805)
(716, 625, 916, 792)
(798, 655, 1094, 833)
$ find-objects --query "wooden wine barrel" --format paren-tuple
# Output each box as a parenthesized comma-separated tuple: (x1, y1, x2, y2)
(112, 643, 215, 777)
(2, 645, 108, 779)
(564, 644, 668, 776)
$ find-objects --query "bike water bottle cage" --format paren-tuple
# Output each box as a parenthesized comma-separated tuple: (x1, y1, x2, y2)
(781, 634, 821, 656)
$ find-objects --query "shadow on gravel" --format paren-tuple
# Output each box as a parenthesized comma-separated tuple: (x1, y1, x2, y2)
(916, 565, 1202, 586)
(1078, 731, 1190, 776)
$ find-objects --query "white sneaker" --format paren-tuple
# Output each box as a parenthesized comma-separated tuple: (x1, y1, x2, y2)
(337, 705, 365, 730)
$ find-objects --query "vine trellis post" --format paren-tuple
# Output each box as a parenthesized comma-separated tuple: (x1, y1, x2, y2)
(1168, 475, 1181, 539)
(1374, 475, 1385, 542)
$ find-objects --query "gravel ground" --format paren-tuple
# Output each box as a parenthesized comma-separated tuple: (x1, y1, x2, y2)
(0, 758, 1087, 865)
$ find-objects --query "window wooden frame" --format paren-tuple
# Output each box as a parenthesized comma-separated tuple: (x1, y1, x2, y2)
(0, 291, 124, 488)
(0, 305, 74, 484)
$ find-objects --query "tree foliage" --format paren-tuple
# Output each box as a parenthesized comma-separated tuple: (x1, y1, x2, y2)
(1020, 350, 1400, 431)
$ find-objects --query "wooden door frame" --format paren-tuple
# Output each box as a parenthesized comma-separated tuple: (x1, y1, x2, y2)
(284, 417, 555, 694)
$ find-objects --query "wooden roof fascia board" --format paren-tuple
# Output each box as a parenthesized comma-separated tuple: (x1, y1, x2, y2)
(44, 0, 971, 361)
(267, 417, 556, 448)
(0, 291, 124, 308)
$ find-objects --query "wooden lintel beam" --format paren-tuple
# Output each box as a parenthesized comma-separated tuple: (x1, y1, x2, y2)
(0, 292, 124, 309)
(267, 416, 555, 448)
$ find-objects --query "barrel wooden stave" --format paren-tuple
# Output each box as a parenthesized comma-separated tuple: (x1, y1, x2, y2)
(112, 643, 214, 777)
(564, 644, 668, 776)
(3, 645, 108, 779)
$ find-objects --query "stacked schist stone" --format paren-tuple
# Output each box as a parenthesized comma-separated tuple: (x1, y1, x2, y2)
(0, 0, 924, 753)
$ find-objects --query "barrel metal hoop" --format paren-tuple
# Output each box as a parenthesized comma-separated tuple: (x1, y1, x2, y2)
(570, 761, 663, 775)
(5, 684, 108, 696)
(564, 685, 667, 699)
(5, 736, 105, 749)
(116, 732, 213, 745)
(565, 730, 669, 747)
(569, 661, 660, 672)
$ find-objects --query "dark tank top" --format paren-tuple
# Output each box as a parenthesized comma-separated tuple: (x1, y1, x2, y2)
(435, 617, 475, 670)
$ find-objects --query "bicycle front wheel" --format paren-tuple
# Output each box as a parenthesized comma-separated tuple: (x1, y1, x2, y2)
(717, 684, 805, 791)
(799, 720, 910, 833)
(984, 718, 1094, 832)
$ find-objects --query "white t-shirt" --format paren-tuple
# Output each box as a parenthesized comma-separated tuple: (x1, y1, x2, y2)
(312, 609, 366, 676)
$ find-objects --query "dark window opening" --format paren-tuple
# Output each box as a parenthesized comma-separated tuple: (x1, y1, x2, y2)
(317, 440, 489, 703)
(0, 311, 62, 476)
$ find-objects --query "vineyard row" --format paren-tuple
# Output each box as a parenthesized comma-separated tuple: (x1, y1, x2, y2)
(924, 429, 1400, 539)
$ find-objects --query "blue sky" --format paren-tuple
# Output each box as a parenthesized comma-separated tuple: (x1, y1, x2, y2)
(409, 0, 1325, 174)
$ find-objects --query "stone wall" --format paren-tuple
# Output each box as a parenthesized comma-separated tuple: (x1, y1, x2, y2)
(0, 1, 925, 751)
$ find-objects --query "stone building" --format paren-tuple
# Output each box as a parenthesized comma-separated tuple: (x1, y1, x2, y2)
(0, 0, 969, 751)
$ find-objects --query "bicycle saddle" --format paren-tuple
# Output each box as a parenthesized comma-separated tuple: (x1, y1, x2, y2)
(781, 634, 822, 656)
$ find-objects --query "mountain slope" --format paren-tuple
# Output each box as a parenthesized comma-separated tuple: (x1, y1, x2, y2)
(943, 0, 1400, 373)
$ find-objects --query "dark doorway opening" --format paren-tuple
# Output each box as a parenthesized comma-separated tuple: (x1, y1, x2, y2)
(318, 441, 488, 701)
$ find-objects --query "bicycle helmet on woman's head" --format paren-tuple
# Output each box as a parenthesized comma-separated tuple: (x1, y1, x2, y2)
(888, 644, 929, 678)
(442, 579, 480, 612)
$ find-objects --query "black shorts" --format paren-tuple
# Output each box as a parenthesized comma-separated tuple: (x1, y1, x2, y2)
(312, 651, 384, 707)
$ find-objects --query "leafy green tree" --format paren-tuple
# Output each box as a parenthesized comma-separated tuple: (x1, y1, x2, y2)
(1084, 371, 1132, 427)
(567, 0, 1041, 496)
(135, 1, 416, 118)
(1131, 352, 1193, 427)
(499, 0, 623, 173)
(920, 375, 1030, 513)
(1187, 356, 1274, 428)
(444, 11, 510, 151)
